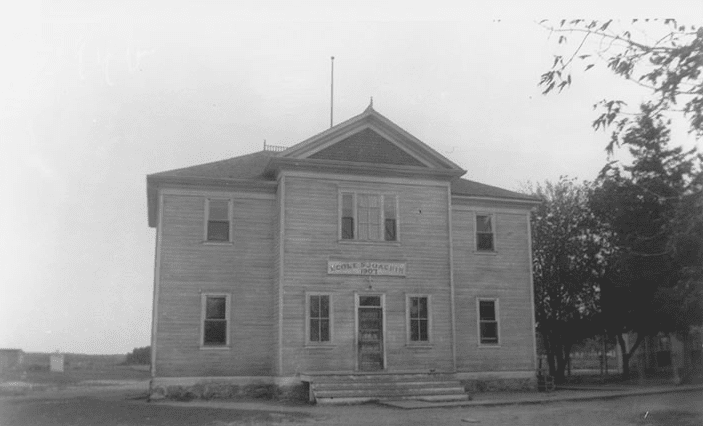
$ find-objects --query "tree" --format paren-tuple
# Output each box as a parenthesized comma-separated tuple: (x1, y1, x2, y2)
(590, 105, 703, 378)
(124, 346, 151, 365)
(529, 177, 608, 383)
(539, 19, 703, 152)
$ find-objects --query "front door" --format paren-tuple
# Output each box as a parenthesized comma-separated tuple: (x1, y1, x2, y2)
(357, 295, 384, 371)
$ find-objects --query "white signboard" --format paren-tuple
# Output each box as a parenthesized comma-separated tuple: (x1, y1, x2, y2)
(327, 260, 406, 276)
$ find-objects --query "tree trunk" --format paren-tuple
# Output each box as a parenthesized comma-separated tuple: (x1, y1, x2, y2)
(554, 341, 573, 384)
(547, 352, 557, 377)
(543, 334, 557, 377)
(617, 333, 645, 380)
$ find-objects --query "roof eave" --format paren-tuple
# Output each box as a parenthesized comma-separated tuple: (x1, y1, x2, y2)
(451, 194, 541, 205)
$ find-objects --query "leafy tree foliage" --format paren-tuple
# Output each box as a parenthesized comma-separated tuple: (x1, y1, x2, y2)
(539, 19, 703, 152)
(590, 105, 703, 377)
(530, 177, 608, 383)
(124, 346, 151, 365)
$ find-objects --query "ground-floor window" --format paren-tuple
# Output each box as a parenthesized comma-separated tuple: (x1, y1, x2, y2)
(201, 293, 230, 347)
(478, 298, 499, 345)
(307, 293, 332, 344)
(407, 295, 431, 343)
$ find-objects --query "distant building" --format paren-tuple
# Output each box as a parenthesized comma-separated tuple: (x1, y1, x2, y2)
(625, 328, 703, 380)
(146, 105, 541, 402)
(50, 353, 65, 373)
(0, 349, 24, 373)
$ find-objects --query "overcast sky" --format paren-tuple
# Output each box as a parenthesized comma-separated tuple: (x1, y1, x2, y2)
(1, 2, 701, 354)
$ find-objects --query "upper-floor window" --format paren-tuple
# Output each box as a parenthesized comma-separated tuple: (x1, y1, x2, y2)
(476, 214, 494, 251)
(340, 192, 397, 242)
(206, 198, 231, 242)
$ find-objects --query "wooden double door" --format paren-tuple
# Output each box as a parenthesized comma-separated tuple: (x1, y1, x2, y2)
(357, 295, 384, 371)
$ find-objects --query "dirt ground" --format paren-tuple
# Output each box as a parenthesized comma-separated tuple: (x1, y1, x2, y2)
(1, 384, 702, 426)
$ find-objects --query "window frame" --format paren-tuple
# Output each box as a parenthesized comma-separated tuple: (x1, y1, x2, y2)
(200, 293, 231, 349)
(338, 191, 399, 243)
(476, 298, 500, 347)
(475, 212, 496, 253)
(406, 294, 432, 346)
(204, 198, 233, 244)
(305, 292, 334, 347)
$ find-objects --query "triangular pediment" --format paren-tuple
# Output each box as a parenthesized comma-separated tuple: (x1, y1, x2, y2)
(277, 106, 465, 173)
(309, 128, 427, 167)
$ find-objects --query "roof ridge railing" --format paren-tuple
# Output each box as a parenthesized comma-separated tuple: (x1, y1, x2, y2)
(263, 141, 288, 152)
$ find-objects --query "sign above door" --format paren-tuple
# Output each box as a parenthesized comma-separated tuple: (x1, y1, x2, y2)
(327, 260, 406, 277)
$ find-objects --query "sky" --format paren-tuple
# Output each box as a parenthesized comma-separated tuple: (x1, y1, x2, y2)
(1, 1, 701, 354)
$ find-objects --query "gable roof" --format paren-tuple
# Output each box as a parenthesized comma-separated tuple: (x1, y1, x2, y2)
(309, 128, 427, 167)
(277, 104, 465, 171)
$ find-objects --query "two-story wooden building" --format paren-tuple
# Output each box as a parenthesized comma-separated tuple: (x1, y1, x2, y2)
(146, 105, 540, 403)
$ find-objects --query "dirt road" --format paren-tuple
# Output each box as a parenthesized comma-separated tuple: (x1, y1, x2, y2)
(1, 384, 701, 426)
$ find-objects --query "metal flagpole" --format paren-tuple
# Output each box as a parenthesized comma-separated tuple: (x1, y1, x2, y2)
(330, 56, 334, 128)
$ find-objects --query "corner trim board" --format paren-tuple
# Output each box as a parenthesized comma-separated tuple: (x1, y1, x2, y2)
(150, 191, 164, 377)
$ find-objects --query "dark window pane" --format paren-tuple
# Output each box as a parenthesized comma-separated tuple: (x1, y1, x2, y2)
(479, 301, 495, 321)
(476, 215, 492, 233)
(320, 319, 330, 342)
(410, 298, 418, 317)
(310, 296, 320, 317)
(310, 319, 320, 342)
(419, 319, 428, 341)
(419, 297, 428, 318)
(320, 296, 329, 318)
(359, 296, 381, 306)
(204, 320, 226, 345)
(481, 322, 498, 344)
(209, 200, 229, 220)
(477, 233, 494, 251)
(206, 297, 226, 319)
(384, 218, 396, 241)
(410, 320, 419, 341)
(342, 217, 354, 239)
(207, 221, 230, 241)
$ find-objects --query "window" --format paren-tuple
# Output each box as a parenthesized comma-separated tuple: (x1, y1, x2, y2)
(341, 194, 354, 239)
(384, 196, 397, 241)
(407, 296, 430, 343)
(201, 294, 230, 347)
(307, 294, 332, 344)
(340, 192, 397, 242)
(478, 299, 499, 345)
(206, 199, 231, 242)
(476, 214, 494, 251)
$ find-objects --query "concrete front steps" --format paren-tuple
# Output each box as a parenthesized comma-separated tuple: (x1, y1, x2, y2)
(301, 373, 470, 405)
